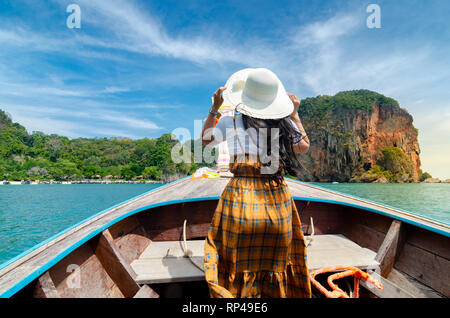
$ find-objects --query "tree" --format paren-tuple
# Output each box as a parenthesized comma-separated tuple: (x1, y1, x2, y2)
(379, 147, 412, 175)
(53, 159, 79, 178)
(27, 166, 48, 178)
(102, 166, 121, 178)
(419, 170, 432, 182)
(377, 147, 414, 182)
(143, 166, 162, 180)
(129, 163, 144, 176)
(82, 165, 99, 178)
(121, 166, 136, 179)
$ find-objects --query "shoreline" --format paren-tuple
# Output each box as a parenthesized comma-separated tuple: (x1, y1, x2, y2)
(1, 180, 449, 185)
(1, 180, 165, 185)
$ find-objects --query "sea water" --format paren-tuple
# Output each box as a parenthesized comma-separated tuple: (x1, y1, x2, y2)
(313, 183, 450, 224)
(0, 184, 162, 265)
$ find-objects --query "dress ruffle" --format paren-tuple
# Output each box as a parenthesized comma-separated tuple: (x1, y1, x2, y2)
(205, 265, 310, 298)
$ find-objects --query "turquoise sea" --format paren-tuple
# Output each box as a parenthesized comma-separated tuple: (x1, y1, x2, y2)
(0, 182, 449, 265)
(313, 183, 450, 224)
(0, 184, 163, 265)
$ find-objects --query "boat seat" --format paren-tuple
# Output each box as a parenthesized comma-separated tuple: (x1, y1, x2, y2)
(130, 234, 380, 284)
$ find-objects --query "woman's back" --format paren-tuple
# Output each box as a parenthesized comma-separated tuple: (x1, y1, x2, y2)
(213, 113, 301, 155)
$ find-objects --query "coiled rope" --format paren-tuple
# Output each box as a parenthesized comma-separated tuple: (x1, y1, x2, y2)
(305, 217, 314, 247)
(182, 220, 205, 272)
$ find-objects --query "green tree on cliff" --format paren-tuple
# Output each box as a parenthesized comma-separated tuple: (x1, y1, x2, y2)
(299, 89, 400, 128)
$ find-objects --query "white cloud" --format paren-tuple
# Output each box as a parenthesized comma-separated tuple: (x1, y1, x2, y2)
(70, 0, 243, 64)
(100, 114, 160, 130)
(2, 103, 162, 138)
(102, 86, 130, 94)
(293, 14, 359, 46)
(7, 113, 89, 139)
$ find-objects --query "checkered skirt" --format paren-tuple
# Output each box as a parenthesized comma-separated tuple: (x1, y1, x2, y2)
(204, 155, 311, 298)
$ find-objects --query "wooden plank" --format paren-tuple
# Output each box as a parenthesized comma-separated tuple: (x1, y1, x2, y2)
(92, 229, 141, 298)
(394, 242, 450, 296)
(108, 215, 141, 239)
(137, 200, 216, 242)
(56, 252, 124, 298)
(360, 273, 415, 298)
(295, 201, 344, 235)
(33, 271, 59, 298)
(115, 228, 151, 264)
(132, 240, 205, 284)
(341, 222, 386, 253)
(147, 223, 211, 242)
(387, 268, 443, 298)
(133, 285, 160, 298)
(403, 225, 450, 260)
(47, 242, 123, 298)
(132, 257, 205, 284)
(375, 220, 403, 277)
(140, 240, 205, 259)
(307, 235, 379, 270)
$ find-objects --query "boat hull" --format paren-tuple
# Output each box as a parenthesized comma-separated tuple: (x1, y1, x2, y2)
(0, 177, 448, 298)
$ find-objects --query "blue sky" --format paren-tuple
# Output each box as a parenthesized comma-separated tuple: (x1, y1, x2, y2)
(0, 0, 449, 178)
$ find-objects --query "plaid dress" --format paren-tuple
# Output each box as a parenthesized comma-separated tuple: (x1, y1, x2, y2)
(204, 117, 311, 298)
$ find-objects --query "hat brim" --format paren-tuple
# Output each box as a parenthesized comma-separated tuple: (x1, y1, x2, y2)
(222, 68, 293, 120)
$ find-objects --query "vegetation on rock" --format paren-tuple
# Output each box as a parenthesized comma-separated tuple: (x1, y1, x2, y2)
(299, 89, 400, 128)
(351, 147, 415, 183)
(418, 170, 433, 182)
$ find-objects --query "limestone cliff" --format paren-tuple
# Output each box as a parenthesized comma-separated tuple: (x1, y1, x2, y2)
(296, 90, 421, 182)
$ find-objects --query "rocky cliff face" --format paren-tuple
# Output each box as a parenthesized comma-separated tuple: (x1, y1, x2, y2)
(297, 90, 421, 182)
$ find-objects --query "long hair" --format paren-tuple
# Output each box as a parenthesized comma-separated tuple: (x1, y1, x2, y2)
(241, 114, 304, 177)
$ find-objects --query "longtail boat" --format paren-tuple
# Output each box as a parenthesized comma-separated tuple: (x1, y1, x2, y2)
(0, 175, 448, 298)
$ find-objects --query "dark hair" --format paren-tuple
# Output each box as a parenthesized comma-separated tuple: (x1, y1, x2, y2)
(241, 114, 304, 177)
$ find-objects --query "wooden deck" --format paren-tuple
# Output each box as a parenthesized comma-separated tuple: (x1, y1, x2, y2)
(131, 235, 379, 284)
(0, 175, 449, 296)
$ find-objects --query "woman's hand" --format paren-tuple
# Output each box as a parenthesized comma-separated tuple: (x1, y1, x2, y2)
(287, 92, 309, 153)
(287, 93, 300, 119)
(202, 86, 226, 146)
(212, 87, 227, 111)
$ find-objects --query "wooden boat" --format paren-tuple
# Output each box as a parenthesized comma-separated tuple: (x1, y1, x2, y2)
(0, 175, 448, 298)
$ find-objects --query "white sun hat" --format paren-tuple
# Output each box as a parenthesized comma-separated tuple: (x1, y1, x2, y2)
(222, 68, 293, 119)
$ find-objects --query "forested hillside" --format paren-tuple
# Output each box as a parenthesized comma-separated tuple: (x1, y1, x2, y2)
(0, 110, 212, 182)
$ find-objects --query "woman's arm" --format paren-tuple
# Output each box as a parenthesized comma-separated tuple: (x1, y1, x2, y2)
(287, 93, 310, 154)
(201, 87, 226, 146)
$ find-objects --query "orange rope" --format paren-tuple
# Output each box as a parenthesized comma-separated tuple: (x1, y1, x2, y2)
(310, 265, 383, 298)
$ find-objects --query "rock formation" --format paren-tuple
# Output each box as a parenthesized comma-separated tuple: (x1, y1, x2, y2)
(296, 90, 421, 182)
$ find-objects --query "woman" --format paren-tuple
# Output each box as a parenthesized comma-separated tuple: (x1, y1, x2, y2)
(201, 68, 311, 298)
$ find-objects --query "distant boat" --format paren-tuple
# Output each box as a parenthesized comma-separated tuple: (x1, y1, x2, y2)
(2, 181, 10, 185)
(0, 175, 448, 298)
(20, 180, 31, 184)
(332, 181, 339, 184)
